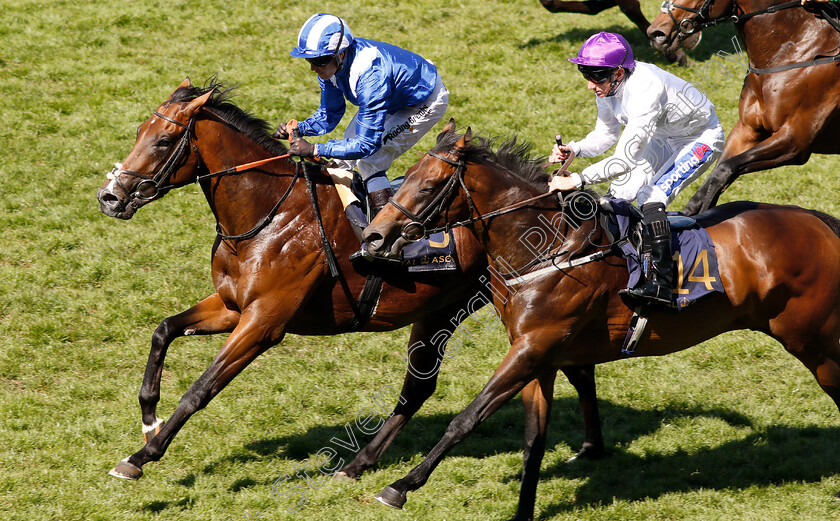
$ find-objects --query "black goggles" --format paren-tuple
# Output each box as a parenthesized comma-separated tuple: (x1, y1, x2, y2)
(578, 65, 615, 84)
(305, 55, 335, 67)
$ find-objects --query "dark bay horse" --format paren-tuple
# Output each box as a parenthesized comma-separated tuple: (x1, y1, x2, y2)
(539, 0, 702, 64)
(649, 0, 840, 215)
(96, 79, 608, 481)
(363, 121, 840, 520)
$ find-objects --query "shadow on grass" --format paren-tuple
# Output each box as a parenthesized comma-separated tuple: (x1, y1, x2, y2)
(178, 393, 839, 515)
(537, 422, 840, 518)
(519, 23, 740, 65)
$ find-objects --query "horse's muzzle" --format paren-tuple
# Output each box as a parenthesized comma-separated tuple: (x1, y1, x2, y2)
(97, 187, 137, 220)
(363, 225, 409, 260)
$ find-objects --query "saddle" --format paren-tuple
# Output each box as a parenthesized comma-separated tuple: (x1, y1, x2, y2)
(598, 198, 724, 311)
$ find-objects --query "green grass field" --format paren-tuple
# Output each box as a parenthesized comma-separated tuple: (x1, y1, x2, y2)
(2, 1, 840, 520)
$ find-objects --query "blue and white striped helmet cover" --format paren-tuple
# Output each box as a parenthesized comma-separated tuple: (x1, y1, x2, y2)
(290, 13, 353, 59)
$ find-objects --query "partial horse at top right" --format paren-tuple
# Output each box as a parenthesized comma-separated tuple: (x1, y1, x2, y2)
(648, 0, 840, 215)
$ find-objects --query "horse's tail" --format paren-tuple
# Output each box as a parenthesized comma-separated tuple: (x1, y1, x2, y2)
(809, 209, 840, 239)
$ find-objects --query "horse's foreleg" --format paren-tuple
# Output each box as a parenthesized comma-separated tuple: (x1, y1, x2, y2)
(337, 298, 477, 479)
(110, 311, 282, 480)
(683, 120, 753, 215)
(508, 372, 557, 521)
(375, 337, 543, 511)
(560, 364, 605, 460)
(539, 0, 617, 15)
(616, 0, 650, 34)
(694, 128, 807, 215)
(139, 293, 240, 442)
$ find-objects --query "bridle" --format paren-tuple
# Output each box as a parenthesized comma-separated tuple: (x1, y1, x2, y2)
(388, 150, 565, 242)
(107, 110, 199, 201)
(108, 106, 297, 241)
(660, 0, 802, 35)
(387, 151, 471, 241)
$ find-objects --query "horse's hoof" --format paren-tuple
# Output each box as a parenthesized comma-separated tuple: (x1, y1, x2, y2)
(375, 485, 406, 509)
(331, 471, 357, 483)
(142, 418, 165, 444)
(109, 458, 143, 480)
(567, 443, 606, 463)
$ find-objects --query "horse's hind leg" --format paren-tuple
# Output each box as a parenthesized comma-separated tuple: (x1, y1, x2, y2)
(795, 338, 840, 412)
(336, 298, 476, 480)
(138, 293, 239, 442)
(616, 0, 651, 34)
(510, 372, 557, 521)
(560, 364, 605, 460)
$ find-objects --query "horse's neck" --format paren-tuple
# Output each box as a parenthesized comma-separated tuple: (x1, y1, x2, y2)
(193, 119, 329, 239)
(739, 0, 829, 67)
(468, 168, 595, 272)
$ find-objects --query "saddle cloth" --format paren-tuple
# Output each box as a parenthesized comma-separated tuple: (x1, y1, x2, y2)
(607, 199, 725, 310)
(401, 231, 457, 272)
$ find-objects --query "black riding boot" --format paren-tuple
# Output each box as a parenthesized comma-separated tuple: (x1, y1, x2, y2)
(349, 187, 401, 264)
(367, 187, 393, 219)
(623, 202, 673, 307)
(344, 201, 368, 242)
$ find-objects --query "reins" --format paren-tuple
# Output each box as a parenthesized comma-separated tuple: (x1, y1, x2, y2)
(389, 149, 618, 282)
(389, 150, 563, 241)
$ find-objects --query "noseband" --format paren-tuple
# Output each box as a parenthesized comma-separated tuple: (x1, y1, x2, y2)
(106, 110, 200, 201)
(661, 0, 727, 34)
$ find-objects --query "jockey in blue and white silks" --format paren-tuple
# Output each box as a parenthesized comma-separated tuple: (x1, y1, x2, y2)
(282, 13, 449, 221)
(548, 32, 725, 308)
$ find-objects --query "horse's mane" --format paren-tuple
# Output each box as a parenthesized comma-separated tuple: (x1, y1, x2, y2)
(167, 77, 290, 156)
(432, 126, 551, 189)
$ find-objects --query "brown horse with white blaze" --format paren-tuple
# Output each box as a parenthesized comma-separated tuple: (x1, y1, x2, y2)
(364, 121, 840, 520)
(96, 79, 610, 482)
(648, 0, 840, 215)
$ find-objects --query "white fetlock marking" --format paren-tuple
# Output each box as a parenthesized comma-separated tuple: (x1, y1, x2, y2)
(142, 417, 165, 435)
(184, 328, 196, 336)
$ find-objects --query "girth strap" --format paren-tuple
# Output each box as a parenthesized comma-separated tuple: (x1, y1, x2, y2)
(349, 274, 384, 331)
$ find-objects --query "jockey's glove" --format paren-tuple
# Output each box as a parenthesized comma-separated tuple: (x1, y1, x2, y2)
(289, 135, 316, 159)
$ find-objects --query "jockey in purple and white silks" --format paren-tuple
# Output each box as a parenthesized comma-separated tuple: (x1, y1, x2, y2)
(548, 31, 725, 307)
(278, 13, 449, 227)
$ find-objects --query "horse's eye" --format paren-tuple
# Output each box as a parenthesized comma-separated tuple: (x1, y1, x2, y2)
(156, 137, 173, 148)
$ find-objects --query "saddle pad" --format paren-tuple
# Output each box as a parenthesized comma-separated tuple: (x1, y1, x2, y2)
(611, 199, 725, 310)
(401, 231, 457, 272)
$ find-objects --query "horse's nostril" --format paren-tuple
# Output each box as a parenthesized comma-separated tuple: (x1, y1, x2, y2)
(648, 30, 667, 44)
(98, 191, 120, 208)
(365, 231, 384, 248)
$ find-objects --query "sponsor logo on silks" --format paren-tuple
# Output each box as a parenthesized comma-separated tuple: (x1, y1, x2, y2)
(656, 142, 713, 196)
(382, 105, 432, 145)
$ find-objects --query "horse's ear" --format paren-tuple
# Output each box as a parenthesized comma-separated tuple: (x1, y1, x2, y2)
(442, 118, 456, 134)
(184, 88, 215, 115)
(437, 118, 456, 143)
(455, 126, 472, 151)
(166, 77, 193, 102)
